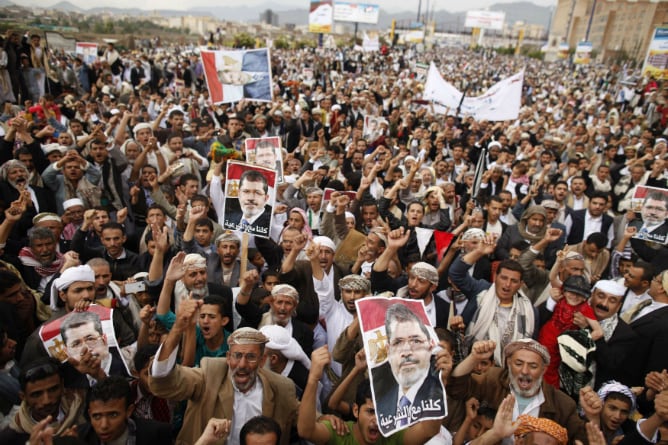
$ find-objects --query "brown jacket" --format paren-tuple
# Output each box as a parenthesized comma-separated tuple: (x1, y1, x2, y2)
(448, 367, 587, 443)
(149, 356, 298, 445)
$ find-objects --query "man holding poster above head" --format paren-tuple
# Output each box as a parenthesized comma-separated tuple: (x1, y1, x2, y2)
(358, 297, 449, 437)
(223, 162, 275, 238)
(245, 137, 284, 183)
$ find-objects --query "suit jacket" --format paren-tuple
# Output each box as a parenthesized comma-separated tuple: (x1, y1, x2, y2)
(149, 356, 298, 445)
(633, 220, 668, 245)
(372, 361, 446, 436)
(594, 318, 638, 388)
(626, 305, 668, 386)
(77, 417, 173, 445)
(223, 206, 272, 238)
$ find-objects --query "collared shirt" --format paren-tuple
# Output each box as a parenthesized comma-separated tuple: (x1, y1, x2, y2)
(423, 297, 436, 328)
(635, 300, 668, 321)
(230, 378, 263, 445)
(621, 288, 651, 313)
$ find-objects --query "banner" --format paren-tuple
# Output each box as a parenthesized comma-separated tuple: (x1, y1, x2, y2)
(222, 161, 277, 238)
(464, 10, 505, 31)
(642, 27, 668, 80)
(75, 42, 98, 64)
(423, 62, 524, 121)
(574, 41, 592, 65)
(309, 0, 334, 33)
(333, 2, 380, 24)
(201, 48, 273, 104)
(357, 297, 446, 437)
(362, 32, 379, 52)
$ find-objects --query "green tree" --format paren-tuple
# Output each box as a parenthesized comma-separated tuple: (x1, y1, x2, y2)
(233, 32, 255, 48)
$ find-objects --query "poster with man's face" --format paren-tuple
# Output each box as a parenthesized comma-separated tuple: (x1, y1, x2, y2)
(245, 137, 283, 184)
(363, 115, 380, 141)
(222, 161, 277, 238)
(356, 297, 447, 437)
(630, 185, 668, 245)
(38, 304, 131, 375)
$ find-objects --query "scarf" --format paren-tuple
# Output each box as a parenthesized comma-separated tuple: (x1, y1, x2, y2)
(18, 247, 64, 277)
(517, 206, 548, 243)
(599, 314, 619, 342)
(10, 389, 85, 436)
(465, 285, 535, 366)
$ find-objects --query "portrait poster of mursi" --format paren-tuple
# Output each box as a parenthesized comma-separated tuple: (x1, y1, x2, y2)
(39, 304, 131, 376)
(357, 297, 447, 437)
(222, 161, 276, 238)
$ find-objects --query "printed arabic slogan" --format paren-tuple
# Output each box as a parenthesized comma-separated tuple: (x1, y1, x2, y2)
(39, 305, 131, 377)
(630, 185, 668, 246)
(222, 161, 277, 239)
(357, 297, 447, 437)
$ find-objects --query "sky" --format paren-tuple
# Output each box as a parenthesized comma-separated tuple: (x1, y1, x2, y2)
(30, 0, 558, 12)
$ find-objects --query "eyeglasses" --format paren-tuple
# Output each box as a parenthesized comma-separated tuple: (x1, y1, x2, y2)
(390, 337, 430, 351)
(67, 335, 104, 350)
(229, 352, 259, 364)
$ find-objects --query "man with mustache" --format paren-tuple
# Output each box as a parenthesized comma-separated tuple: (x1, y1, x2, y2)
(18, 227, 64, 294)
(150, 319, 298, 445)
(224, 169, 272, 237)
(448, 339, 601, 444)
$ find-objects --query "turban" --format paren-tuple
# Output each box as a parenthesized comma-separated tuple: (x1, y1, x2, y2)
(345, 211, 355, 224)
(410, 262, 439, 285)
(216, 232, 241, 246)
(312, 236, 336, 253)
(183, 253, 207, 271)
(503, 339, 550, 366)
(63, 198, 84, 210)
(132, 122, 152, 137)
(513, 415, 567, 445)
(228, 327, 269, 346)
(593, 280, 626, 297)
(272, 284, 299, 303)
(0, 160, 28, 181)
(50, 265, 96, 310)
(597, 380, 636, 411)
(260, 325, 311, 369)
(541, 199, 560, 210)
(462, 228, 485, 241)
(33, 212, 62, 225)
(339, 275, 371, 293)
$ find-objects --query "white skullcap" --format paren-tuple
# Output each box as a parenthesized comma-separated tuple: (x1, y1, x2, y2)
(50, 265, 95, 310)
(593, 280, 626, 297)
(183, 253, 207, 271)
(132, 122, 152, 136)
(345, 211, 355, 224)
(271, 284, 299, 303)
(260, 324, 311, 369)
(63, 198, 84, 210)
(42, 143, 65, 155)
(488, 141, 502, 149)
(462, 228, 486, 241)
(312, 236, 336, 252)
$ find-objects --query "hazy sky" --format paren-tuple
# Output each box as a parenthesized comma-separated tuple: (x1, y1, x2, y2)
(30, 0, 558, 12)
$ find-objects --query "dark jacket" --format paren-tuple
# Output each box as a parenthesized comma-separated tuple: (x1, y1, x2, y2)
(71, 228, 141, 281)
(77, 417, 173, 445)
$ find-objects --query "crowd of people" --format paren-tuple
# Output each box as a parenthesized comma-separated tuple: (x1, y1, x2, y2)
(0, 25, 668, 445)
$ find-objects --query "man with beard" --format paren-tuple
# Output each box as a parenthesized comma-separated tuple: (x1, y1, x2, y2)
(236, 270, 313, 358)
(0, 159, 53, 242)
(150, 323, 299, 445)
(199, 232, 252, 288)
(372, 227, 449, 330)
(631, 191, 668, 245)
(18, 227, 64, 294)
(448, 339, 601, 444)
(148, 252, 233, 333)
(372, 303, 447, 436)
(496, 206, 559, 264)
(300, 349, 446, 445)
(224, 169, 272, 237)
(42, 149, 102, 214)
(0, 358, 86, 444)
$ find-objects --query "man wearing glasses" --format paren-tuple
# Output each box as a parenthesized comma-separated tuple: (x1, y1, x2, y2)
(150, 303, 298, 445)
(60, 310, 129, 385)
(372, 303, 446, 436)
(224, 169, 272, 237)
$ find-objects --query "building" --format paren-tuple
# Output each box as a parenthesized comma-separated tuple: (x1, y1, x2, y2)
(550, 0, 668, 62)
(259, 9, 279, 27)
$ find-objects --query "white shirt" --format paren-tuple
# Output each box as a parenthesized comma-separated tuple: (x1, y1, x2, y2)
(313, 275, 351, 376)
(620, 288, 651, 313)
(230, 379, 263, 445)
(571, 195, 585, 210)
(635, 300, 668, 322)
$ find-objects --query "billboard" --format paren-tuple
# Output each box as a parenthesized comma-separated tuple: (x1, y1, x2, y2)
(574, 41, 592, 64)
(309, 0, 333, 33)
(642, 27, 668, 80)
(333, 2, 380, 24)
(464, 10, 505, 31)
